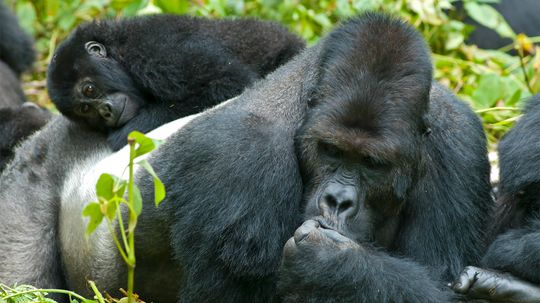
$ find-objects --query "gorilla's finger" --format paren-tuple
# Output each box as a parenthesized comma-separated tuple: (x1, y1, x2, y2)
(451, 266, 479, 293)
(293, 220, 320, 243)
(282, 237, 297, 257)
(319, 228, 353, 243)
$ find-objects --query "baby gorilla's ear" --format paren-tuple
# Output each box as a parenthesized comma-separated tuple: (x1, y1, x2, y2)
(85, 41, 107, 58)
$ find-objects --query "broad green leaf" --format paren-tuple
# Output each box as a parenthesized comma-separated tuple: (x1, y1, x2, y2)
(96, 174, 115, 200)
(96, 173, 127, 202)
(137, 159, 166, 206)
(472, 73, 505, 109)
(445, 31, 464, 50)
(128, 131, 162, 158)
(507, 89, 522, 106)
(15, 2, 37, 36)
(82, 202, 104, 235)
(464, 2, 515, 39)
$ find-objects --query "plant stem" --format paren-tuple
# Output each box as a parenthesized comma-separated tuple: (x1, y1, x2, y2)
(88, 281, 106, 303)
(116, 200, 130, 252)
(106, 218, 129, 264)
(127, 139, 136, 303)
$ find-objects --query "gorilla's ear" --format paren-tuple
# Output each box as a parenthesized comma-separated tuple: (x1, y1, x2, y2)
(85, 41, 107, 58)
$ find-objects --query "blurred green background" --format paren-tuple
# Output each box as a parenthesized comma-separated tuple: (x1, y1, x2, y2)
(4, 0, 540, 150)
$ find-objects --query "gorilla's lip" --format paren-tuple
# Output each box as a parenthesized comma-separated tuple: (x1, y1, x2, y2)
(114, 98, 128, 127)
(313, 217, 343, 233)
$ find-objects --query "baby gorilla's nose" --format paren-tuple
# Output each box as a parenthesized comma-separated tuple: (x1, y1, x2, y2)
(98, 102, 115, 123)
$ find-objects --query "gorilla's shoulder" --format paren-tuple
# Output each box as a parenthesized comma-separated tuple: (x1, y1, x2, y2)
(498, 94, 540, 193)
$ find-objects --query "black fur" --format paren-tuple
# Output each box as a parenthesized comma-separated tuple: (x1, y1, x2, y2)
(0, 13, 491, 303)
(485, 94, 540, 282)
(0, 1, 35, 76)
(47, 15, 305, 150)
(451, 94, 540, 301)
(0, 1, 48, 173)
(0, 60, 25, 107)
(0, 104, 51, 172)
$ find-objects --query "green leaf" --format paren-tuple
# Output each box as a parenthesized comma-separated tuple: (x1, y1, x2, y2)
(82, 202, 104, 235)
(15, 2, 37, 36)
(95, 174, 115, 200)
(128, 131, 162, 158)
(104, 200, 118, 220)
(96, 173, 126, 202)
(132, 185, 143, 216)
(472, 73, 505, 109)
(445, 31, 464, 50)
(464, 2, 515, 39)
(137, 159, 166, 206)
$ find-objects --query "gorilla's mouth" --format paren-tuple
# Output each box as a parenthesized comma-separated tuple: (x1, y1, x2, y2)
(313, 217, 345, 234)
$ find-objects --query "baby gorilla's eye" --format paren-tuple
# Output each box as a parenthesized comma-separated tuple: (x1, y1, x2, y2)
(82, 83, 98, 98)
(80, 103, 91, 114)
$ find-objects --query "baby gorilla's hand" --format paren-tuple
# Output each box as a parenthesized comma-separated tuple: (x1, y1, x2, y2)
(451, 266, 540, 303)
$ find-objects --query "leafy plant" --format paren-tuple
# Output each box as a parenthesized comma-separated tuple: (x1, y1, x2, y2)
(83, 131, 165, 303)
(0, 132, 165, 303)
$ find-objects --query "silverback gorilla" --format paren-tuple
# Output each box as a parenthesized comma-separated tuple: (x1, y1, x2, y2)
(452, 94, 540, 302)
(0, 13, 492, 302)
(47, 15, 304, 150)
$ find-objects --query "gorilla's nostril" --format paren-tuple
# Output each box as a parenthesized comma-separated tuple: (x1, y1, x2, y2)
(103, 112, 112, 119)
(324, 195, 337, 209)
(339, 200, 353, 213)
(105, 104, 112, 113)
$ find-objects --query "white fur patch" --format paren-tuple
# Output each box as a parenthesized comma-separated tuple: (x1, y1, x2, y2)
(58, 96, 237, 293)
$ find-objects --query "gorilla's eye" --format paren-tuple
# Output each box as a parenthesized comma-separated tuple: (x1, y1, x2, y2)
(82, 83, 98, 98)
(85, 41, 107, 58)
(362, 155, 391, 170)
(319, 142, 343, 158)
(80, 103, 91, 114)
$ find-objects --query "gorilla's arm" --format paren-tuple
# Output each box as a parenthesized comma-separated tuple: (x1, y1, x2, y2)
(480, 219, 540, 284)
(278, 220, 451, 303)
(0, 117, 109, 302)
(452, 266, 540, 303)
(0, 1, 34, 75)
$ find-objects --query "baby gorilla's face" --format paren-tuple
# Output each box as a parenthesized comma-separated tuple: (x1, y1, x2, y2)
(48, 40, 144, 131)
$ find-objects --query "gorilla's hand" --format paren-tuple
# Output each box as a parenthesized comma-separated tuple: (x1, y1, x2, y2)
(277, 220, 361, 302)
(283, 219, 359, 255)
(451, 266, 540, 303)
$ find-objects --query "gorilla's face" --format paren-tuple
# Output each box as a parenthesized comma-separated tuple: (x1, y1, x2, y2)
(296, 34, 430, 247)
(47, 36, 144, 131)
(297, 110, 410, 248)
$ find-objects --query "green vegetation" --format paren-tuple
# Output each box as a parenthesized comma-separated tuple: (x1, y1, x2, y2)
(0, 132, 164, 303)
(83, 131, 165, 303)
(6, 0, 540, 147)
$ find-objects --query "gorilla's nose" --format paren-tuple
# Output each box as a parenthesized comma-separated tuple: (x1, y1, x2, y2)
(319, 183, 358, 218)
(98, 102, 114, 122)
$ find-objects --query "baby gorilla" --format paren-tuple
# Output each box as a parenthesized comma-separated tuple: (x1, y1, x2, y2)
(47, 15, 304, 150)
